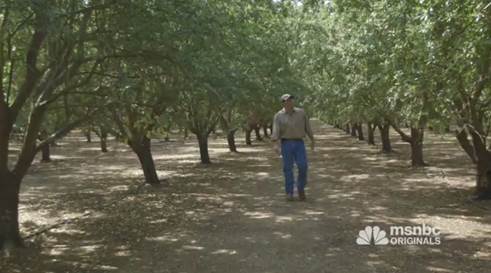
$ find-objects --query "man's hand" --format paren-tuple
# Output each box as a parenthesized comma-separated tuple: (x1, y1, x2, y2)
(275, 144, 281, 155)
(272, 140, 281, 155)
(310, 140, 315, 151)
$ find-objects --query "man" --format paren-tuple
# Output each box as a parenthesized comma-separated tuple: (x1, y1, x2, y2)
(271, 94, 314, 201)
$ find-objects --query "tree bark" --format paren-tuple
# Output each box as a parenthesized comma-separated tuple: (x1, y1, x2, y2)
(0, 100, 12, 172)
(345, 123, 350, 134)
(227, 129, 238, 152)
(40, 143, 51, 162)
(129, 136, 160, 185)
(0, 101, 22, 250)
(475, 158, 491, 199)
(456, 129, 477, 163)
(245, 128, 252, 145)
(379, 123, 392, 153)
(367, 123, 375, 145)
(350, 123, 357, 137)
(392, 123, 427, 167)
(197, 133, 211, 164)
(100, 129, 108, 153)
(84, 129, 92, 143)
(357, 123, 364, 141)
(0, 171, 23, 250)
(38, 130, 51, 162)
(467, 127, 491, 199)
(409, 127, 427, 166)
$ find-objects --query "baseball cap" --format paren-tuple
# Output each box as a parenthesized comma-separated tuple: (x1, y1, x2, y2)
(280, 94, 295, 102)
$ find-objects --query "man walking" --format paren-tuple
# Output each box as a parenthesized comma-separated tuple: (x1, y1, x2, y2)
(271, 94, 314, 201)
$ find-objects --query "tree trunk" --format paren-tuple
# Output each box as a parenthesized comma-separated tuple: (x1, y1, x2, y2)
(367, 123, 375, 145)
(197, 133, 211, 164)
(351, 123, 357, 137)
(100, 130, 108, 153)
(129, 136, 160, 185)
(0, 103, 22, 250)
(227, 129, 238, 152)
(392, 123, 427, 167)
(475, 158, 491, 199)
(467, 128, 491, 199)
(245, 128, 252, 145)
(410, 127, 427, 167)
(38, 130, 51, 162)
(345, 123, 350, 134)
(456, 129, 477, 163)
(357, 123, 364, 141)
(379, 123, 392, 153)
(85, 130, 92, 143)
(0, 171, 23, 250)
(41, 143, 51, 162)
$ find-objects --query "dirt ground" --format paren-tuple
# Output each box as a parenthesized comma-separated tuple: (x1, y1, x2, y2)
(1, 120, 491, 273)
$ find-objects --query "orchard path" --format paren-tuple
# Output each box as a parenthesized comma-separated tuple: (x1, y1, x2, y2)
(2, 120, 491, 273)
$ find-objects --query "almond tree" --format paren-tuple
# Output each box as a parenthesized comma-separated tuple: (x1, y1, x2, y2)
(0, 0, 114, 249)
(429, 0, 491, 199)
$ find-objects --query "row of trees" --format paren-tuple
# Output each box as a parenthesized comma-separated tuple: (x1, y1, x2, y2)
(3, 0, 489, 252)
(0, 0, 309, 250)
(298, 1, 491, 198)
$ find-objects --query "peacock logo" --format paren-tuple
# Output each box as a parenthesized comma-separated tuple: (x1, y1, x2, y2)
(356, 225, 389, 246)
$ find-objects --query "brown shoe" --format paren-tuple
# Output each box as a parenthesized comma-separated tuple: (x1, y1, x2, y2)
(298, 191, 306, 201)
(286, 194, 294, 201)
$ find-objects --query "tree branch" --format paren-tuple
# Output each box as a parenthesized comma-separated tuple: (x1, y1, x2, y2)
(35, 116, 89, 153)
(390, 120, 412, 143)
(10, 12, 47, 119)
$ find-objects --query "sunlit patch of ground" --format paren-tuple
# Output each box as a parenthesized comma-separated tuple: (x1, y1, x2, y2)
(1, 121, 490, 273)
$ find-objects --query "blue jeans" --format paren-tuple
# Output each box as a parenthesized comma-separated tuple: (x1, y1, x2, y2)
(281, 139, 308, 195)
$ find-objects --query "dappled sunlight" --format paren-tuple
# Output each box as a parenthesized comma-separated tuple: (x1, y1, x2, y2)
(78, 147, 109, 152)
(410, 215, 491, 239)
(180, 245, 205, 251)
(5, 123, 489, 273)
(50, 226, 87, 236)
(211, 249, 237, 255)
(45, 244, 70, 256)
(339, 174, 371, 183)
(92, 264, 119, 271)
(244, 211, 274, 219)
(272, 231, 292, 239)
(146, 235, 179, 243)
(425, 266, 456, 273)
(274, 215, 294, 223)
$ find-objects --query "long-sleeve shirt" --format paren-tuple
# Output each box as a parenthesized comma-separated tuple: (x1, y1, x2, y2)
(271, 107, 314, 141)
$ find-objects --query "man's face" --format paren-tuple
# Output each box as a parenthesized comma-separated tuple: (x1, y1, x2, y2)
(283, 98, 294, 109)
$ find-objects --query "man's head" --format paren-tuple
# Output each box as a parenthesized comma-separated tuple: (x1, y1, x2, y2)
(280, 94, 295, 111)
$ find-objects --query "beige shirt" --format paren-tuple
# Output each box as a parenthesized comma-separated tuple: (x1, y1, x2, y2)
(271, 107, 314, 141)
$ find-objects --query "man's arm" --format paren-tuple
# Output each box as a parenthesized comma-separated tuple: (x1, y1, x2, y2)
(271, 113, 281, 154)
(305, 113, 314, 142)
(271, 113, 280, 141)
(305, 113, 315, 151)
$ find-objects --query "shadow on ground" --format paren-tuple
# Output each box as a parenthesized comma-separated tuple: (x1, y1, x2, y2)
(1, 121, 490, 273)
